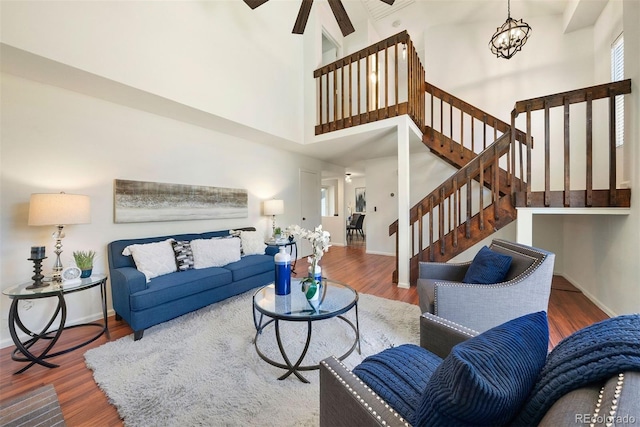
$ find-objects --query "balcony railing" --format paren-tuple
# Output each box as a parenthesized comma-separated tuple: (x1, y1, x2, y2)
(314, 30, 424, 135)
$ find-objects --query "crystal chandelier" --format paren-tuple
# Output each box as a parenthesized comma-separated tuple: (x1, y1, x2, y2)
(489, 0, 532, 59)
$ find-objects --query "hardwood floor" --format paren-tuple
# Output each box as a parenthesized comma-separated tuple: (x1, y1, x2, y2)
(0, 245, 609, 426)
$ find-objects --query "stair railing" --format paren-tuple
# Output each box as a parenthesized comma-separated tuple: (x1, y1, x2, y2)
(424, 82, 528, 158)
(389, 132, 516, 282)
(314, 30, 425, 135)
(511, 79, 632, 207)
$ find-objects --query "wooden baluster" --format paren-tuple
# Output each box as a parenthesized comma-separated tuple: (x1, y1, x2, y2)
(366, 51, 370, 120)
(449, 100, 453, 152)
(439, 188, 445, 255)
(460, 109, 464, 157)
(319, 73, 323, 127)
(348, 58, 353, 125)
(453, 178, 458, 248)
(544, 100, 550, 206)
(466, 171, 472, 239)
(483, 114, 487, 151)
(494, 148, 500, 220)
(340, 61, 345, 124)
(374, 49, 380, 116)
(428, 196, 434, 261)
(326, 71, 331, 130)
(479, 158, 484, 231)
(609, 89, 617, 205)
(586, 92, 593, 206)
(471, 109, 475, 154)
(563, 97, 570, 207)
(440, 98, 444, 145)
(430, 91, 434, 141)
(511, 112, 517, 201)
(447, 191, 452, 237)
(418, 204, 423, 262)
(384, 44, 389, 116)
(526, 103, 532, 206)
(394, 42, 399, 116)
(333, 65, 338, 126)
(357, 54, 361, 119)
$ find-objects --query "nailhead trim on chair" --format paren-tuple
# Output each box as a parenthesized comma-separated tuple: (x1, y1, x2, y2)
(589, 372, 624, 427)
(321, 358, 411, 426)
(432, 244, 548, 316)
(421, 314, 478, 337)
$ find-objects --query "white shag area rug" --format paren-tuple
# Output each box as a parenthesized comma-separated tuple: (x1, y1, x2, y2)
(85, 291, 420, 426)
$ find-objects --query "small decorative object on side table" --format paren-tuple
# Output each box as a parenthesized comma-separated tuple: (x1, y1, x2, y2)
(73, 250, 96, 278)
(27, 245, 48, 290)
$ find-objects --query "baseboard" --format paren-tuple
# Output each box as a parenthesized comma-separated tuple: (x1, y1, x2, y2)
(560, 273, 617, 317)
(365, 250, 395, 256)
(0, 309, 116, 350)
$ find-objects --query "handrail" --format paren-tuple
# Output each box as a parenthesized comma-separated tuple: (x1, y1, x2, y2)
(425, 82, 528, 149)
(511, 79, 632, 207)
(514, 79, 631, 113)
(314, 30, 425, 135)
(389, 132, 511, 236)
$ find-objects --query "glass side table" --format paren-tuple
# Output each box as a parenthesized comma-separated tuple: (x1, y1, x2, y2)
(2, 274, 109, 374)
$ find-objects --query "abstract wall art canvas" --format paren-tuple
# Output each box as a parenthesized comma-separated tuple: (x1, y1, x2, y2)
(114, 179, 248, 223)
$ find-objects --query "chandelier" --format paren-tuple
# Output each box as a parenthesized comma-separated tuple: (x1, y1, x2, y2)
(489, 0, 532, 59)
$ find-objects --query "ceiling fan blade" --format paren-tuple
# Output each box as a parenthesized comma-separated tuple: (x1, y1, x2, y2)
(243, 0, 269, 10)
(328, 0, 355, 36)
(379, 0, 395, 4)
(292, 0, 314, 34)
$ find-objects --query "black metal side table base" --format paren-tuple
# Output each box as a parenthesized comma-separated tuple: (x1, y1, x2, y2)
(5, 276, 110, 374)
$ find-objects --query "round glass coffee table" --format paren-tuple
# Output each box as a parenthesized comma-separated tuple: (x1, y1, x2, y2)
(252, 278, 360, 383)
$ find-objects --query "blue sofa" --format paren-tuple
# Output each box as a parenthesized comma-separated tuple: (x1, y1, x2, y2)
(108, 227, 277, 340)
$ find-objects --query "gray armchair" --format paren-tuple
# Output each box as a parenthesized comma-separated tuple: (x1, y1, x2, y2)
(417, 239, 555, 333)
(320, 313, 640, 427)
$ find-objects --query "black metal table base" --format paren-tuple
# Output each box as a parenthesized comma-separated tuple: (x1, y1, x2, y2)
(7, 278, 110, 374)
(253, 303, 360, 383)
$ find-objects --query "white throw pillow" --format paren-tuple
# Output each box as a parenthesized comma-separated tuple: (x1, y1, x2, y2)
(240, 231, 266, 256)
(122, 239, 177, 282)
(191, 237, 241, 269)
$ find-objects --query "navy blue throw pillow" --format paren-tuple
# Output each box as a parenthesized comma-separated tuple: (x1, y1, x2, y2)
(462, 245, 513, 284)
(352, 344, 443, 422)
(412, 311, 549, 427)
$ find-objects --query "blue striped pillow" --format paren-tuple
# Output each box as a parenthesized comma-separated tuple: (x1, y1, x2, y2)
(412, 311, 548, 426)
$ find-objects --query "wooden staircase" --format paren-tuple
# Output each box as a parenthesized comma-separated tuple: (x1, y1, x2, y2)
(313, 33, 632, 286)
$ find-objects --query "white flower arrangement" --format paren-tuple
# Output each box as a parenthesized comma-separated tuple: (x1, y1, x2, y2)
(286, 224, 331, 265)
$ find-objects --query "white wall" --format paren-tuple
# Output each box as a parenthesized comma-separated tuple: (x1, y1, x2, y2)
(560, 0, 640, 316)
(1, 1, 305, 143)
(0, 73, 330, 348)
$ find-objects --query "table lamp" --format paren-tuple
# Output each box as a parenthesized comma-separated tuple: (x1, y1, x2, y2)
(263, 199, 284, 238)
(28, 192, 91, 282)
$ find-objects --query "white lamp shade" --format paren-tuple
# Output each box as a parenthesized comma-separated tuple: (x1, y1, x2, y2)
(28, 193, 91, 226)
(263, 199, 284, 216)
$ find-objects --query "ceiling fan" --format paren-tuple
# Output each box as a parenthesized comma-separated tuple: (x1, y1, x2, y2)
(243, 0, 396, 37)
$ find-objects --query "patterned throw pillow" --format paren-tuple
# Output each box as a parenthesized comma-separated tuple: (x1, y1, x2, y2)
(412, 311, 549, 426)
(462, 245, 513, 284)
(172, 240, 194, 272)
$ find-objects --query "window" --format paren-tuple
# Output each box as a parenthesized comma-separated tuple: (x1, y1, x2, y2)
(611, 34, 624, 147)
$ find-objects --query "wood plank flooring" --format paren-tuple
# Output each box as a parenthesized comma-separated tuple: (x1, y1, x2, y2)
(0, 245, 609, 426)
